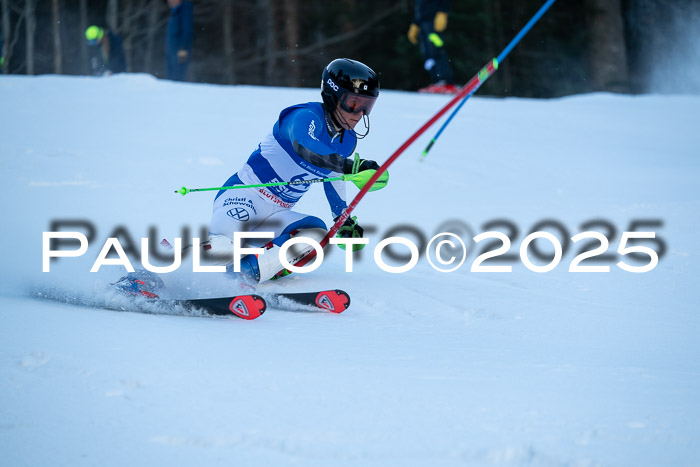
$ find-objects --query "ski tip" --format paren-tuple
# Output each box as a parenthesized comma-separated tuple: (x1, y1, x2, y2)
(228, 294, 266, 320)
(315, 290, 351, 313)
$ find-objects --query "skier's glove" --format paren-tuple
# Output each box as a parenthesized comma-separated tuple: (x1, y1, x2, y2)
(434, 12, 448, 32)
(343, 153, 379, 174)
(335, 216, 366, 251)
(343, 153, 389, 191)
(407, 23, 420, 45)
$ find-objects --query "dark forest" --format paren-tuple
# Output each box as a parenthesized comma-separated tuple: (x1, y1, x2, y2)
(2, 0, 699, 97)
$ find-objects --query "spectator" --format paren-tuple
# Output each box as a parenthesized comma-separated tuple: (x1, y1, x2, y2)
(407, 0, 459, 93)
(166, 0, 193, 81)
(85, 26, 126, 76)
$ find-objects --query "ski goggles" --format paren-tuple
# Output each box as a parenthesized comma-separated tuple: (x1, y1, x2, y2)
(339, 93, 377, 116)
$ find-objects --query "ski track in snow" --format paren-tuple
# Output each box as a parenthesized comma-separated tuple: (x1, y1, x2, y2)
(1, 74, 699, 466)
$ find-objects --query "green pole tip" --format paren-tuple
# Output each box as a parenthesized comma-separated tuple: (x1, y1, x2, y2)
(428, 33, 444, 48)
(176, 186, 189, 196)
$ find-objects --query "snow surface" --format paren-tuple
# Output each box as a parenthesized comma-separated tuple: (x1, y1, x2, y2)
(1, 74, 699, 466)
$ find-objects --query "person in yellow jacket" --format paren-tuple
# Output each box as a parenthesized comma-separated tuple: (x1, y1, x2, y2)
(407, 0, 458, 93)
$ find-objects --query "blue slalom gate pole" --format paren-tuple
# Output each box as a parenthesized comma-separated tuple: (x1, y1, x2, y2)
(421, 0, 558, 159)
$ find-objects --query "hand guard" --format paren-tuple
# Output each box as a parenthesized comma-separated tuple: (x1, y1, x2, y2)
(343, 153, 389, 191)
(335, 216, 366, 251)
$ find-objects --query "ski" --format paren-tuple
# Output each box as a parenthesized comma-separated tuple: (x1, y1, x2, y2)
(261, 289, 350, 313)
(183, 294, 267, 320)
(32, 288, 268, 321)
(184, 289, 350, 315)
(32, 288, 349, 320)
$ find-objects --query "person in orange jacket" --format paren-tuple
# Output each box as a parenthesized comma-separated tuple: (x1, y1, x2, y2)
(407, 0, 458, 94)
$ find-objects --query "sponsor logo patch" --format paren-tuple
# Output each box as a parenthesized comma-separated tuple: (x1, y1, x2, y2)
(326, 78, 339, 91)
(230, 298, 250, 317)
(316, 293, 335, 312)
(223, 197, 258, 215)
(226, 207, 250, 221)
(258, 189, 294, 209)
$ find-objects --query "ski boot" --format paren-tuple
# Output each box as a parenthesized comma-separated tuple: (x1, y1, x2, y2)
(112, 270, 165, 299)
(270, 268, 292, 281)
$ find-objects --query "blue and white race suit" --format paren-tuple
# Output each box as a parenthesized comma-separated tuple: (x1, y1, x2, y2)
(207, 102, 358, 280)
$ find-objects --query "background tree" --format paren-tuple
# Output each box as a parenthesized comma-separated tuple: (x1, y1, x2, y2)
(106, 0, 117, 31)
(1, 0, 12, 74)
(222, 0, 235, 84)
(584, 0, 629, 92)
(24, 0, 34, 75)
(51, 0, 61, 74)
(79, 0, 87, 75)
(282, 0, 301, 86)
(2, 0, 699, 96)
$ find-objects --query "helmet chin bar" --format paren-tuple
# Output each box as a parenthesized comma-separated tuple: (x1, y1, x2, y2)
(354, 113, 370, 139)
(335, 107, 370, 139)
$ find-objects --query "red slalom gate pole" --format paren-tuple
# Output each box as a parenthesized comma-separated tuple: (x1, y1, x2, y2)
(293, 59, 499, 269)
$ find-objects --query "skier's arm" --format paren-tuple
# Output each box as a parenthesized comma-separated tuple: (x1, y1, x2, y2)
(324, 179, 347, 218)
(286, 109, 350, 173)
(284, 109, 350, 215)
(286, 112, 388, 192)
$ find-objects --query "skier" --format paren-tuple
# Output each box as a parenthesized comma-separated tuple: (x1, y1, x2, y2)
(205, 57, 387, 283)
(407, 0, 459, 93)
(116, 58, 387, 297)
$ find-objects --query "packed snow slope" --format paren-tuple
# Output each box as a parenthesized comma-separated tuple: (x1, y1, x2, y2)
(1, 74, 699, 466)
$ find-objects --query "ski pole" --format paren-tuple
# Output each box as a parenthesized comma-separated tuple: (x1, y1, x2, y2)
(421, 0, 558, 159)
(175, 173, 369, 196)
(293, 0, 558, 270)
(293, 69, 506, 268)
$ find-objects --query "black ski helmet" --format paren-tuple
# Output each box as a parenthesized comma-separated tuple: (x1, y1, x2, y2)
(321, 58, 379, 115)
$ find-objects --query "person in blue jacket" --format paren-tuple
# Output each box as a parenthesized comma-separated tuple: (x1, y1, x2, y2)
(85, 26, 126, 76)
(407, 0, 458, 93)
(166, 0, 193, 81)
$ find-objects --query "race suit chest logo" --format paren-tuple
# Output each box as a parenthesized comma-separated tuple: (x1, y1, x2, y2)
(308, 120, 319, 141)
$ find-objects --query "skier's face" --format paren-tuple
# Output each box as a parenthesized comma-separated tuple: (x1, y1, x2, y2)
(334, 105, 363, 130)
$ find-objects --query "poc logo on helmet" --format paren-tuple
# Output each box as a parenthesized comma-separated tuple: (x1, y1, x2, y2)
(326, 78, 339, 92)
